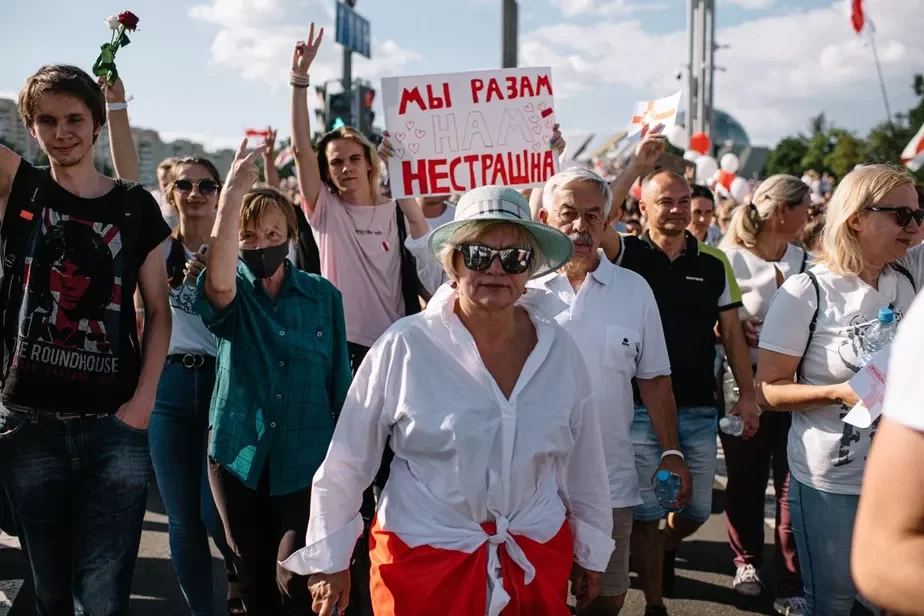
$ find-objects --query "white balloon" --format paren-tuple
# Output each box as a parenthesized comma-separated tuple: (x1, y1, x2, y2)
(695, 156, 718, 185)
(730, 176, 750, 203)
(668, 125, 689, 150)
(720, 152, 740, 174)
(683, 150, 701, 162)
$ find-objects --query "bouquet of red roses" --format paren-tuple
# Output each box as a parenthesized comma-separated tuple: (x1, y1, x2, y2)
(92, 11, 140, 86)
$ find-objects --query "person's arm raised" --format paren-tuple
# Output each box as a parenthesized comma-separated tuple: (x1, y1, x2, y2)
(261, 127, 281, 189)
(204, 139, 265, 311)
(605, 134, 665, 227)
(291, 23, 324, 215)
(99, 77, 139, 181)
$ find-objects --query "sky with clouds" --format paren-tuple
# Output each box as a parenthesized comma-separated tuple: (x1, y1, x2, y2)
(1, 0, 922, 153)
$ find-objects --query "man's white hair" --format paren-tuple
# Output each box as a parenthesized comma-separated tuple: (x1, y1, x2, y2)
(541, 167, 614, 217)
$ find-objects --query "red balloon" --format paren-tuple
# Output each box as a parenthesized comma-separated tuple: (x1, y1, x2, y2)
(716, 169, 735, 191)
(690, 132, 711, 155)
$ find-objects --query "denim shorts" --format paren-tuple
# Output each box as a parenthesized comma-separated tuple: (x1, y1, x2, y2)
(632, 405, 718, 524)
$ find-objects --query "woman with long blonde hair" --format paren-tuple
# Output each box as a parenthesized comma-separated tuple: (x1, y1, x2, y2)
(717, 175, 810, 611)
(756, 165, 924, 614)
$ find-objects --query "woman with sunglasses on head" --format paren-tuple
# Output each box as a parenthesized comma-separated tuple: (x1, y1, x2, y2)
(716, 175, 811, 611)
(154, 158, 243, 615)
(757, 164, 924, 615)
(281, 186, 614, 616)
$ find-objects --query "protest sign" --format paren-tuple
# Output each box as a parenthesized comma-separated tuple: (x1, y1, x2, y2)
(843, 347, 890, 428)
(626, 91, 682, 142)
(381, 67, 558, 199)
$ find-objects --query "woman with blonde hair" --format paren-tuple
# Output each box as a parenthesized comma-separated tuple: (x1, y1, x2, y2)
(757, 164, 924, 614)
(717, 175, 810, 610)
(281, 186, 613, 616)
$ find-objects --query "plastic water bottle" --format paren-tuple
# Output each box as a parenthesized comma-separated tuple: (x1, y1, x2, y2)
(655, 470, 683, 512)
(719, 415, 744, 437)
(860, 307, 899, 364)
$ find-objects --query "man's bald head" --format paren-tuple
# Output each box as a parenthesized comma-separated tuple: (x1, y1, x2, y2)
(639, 169, 692, 237)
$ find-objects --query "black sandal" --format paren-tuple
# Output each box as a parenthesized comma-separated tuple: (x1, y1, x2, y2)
(227, 572, 245, 616)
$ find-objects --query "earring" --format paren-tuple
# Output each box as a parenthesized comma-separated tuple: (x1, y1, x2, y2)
(450, 281, 458, 289)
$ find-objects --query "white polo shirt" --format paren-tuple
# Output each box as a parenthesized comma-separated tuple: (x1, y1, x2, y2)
(529, 251, 672, 508)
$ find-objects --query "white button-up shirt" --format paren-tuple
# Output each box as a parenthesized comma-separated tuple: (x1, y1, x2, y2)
(528, 252, 671, 508)
(281, 284, 614, 615)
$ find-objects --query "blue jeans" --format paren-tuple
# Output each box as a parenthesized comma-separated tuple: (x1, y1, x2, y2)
(632, 405, 719, 524)
(149, 359, 234, 616)
(789, 478, 859, 615)
(0, 408, 150, 615)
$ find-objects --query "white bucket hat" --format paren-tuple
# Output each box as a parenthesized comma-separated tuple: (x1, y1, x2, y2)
(428, 185, 574, 279)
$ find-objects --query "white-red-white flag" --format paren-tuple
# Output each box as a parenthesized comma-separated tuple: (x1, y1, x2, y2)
(901, 123, 924, 172)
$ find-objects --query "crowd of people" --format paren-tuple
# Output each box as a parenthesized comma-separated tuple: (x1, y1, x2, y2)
(0, 21, 923, 616)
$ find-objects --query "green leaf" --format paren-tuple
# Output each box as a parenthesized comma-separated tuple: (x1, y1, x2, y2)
(119, 33, 131, 48)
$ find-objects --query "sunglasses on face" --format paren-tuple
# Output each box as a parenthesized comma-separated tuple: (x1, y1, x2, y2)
(455, 244, 534, 275)
(173, 179, 220, 195)
(867, 205, 924, 227)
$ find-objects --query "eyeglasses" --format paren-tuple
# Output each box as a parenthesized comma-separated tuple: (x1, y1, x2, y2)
(173, 179, 220, 195)
(867, 205, 924, 228)
(454, 244, 534, 274)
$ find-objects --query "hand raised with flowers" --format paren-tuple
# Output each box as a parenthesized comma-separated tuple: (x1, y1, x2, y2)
(292, 23, 324, 76)
(93, 11, 141, 86)
(97, 76, 127, 104)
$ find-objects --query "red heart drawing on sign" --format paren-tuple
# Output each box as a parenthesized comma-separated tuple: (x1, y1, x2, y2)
(531, 125, 540, 134)
(395, 132, 406, 142)
(532, 143, 541, 151)
(405, 121, 415, 130)
(538, 102, 547, 110)
(415, 128, 426, 139)
(409, 143, 420, 154)
(529, 115, 538, 124)
(524, 103, 534, 112)
(395, 148, 406, 159)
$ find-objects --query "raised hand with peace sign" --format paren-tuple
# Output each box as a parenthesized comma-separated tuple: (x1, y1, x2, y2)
(225, 138, 266, 195)
(292, 23, 324, 77)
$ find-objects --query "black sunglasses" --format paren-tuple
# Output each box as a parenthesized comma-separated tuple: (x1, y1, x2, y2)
(174, 179, 220, 195)
(455, 244, 534, 275)
(867, 205, 924, 227)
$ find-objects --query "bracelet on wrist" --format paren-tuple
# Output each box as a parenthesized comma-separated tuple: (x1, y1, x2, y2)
(661, 449, 685, 461)
(290, 72, 310, 88)
(107, 102, 129, 112)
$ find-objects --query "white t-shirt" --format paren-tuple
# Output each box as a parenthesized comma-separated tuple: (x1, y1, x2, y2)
(759, 263, 917, 494)
(425, 205, 455, 231)
(309, 186, 404, 347)
(883, 292, 924, 431)
(528, 253, 671, 507)
(164, 241, 218, 356)
(725, 243, 806, 364)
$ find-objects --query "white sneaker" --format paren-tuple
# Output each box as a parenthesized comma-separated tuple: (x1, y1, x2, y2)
(774, 596, 806, 616)
(733, 564, 763, 597)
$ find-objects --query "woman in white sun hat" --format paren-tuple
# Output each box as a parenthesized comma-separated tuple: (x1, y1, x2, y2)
(281, 185, 614, 616)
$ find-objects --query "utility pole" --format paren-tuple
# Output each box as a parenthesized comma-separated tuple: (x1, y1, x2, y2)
(686, 0, 717, 147)
(502, 0, 518, 68)
(342, 0, 356, 125)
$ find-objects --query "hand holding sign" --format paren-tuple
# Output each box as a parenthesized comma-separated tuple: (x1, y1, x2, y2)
(292, 23, 324, 76)
(633, 133, 667, 176)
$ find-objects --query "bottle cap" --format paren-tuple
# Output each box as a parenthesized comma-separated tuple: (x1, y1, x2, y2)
(878, 307, 895, 323)
(656, 470, 671, 481)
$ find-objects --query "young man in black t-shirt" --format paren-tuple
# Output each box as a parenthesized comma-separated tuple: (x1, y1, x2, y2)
(0, 65, 171, 614)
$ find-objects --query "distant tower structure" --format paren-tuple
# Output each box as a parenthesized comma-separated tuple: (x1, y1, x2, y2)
(686, 0, 717, 147)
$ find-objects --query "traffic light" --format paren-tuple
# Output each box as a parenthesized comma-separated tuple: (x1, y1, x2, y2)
(355, 85, 376, 138)
(313, 85, 327, 132)
(326, 91, 353, 132)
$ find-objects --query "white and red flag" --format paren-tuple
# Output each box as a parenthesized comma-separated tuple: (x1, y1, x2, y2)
(901, 123, 924, 172)
(245, 128, 272, 140)
(274, 146, 295, 170)
(626, 91, 681, 142)
(847, 0, 874, 35)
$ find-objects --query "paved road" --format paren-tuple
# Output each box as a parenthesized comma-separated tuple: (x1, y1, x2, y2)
(0, 444, 878, 615)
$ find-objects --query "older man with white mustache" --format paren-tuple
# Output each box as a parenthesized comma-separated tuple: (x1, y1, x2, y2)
(528, 165, 691, 616)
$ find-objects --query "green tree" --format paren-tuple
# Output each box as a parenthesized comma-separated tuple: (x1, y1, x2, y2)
(824, 130, 865, 179)
(800, 130, 833, 175)
(765, 137, 808, 177)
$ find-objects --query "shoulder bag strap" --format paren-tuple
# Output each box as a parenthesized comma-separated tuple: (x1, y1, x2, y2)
(796, 271, 820, 381)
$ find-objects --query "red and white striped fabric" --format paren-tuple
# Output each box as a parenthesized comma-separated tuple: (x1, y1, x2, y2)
(244, 128, 272, 139)
(901, 123, 924, 172)
(274, 146, 295, 170)
(847, 0, 873, 35)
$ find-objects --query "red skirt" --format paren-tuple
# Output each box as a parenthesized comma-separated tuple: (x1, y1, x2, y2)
(368, 516, 573, 616)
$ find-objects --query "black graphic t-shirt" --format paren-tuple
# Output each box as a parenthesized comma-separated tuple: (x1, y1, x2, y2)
(2, 161, 170, 414)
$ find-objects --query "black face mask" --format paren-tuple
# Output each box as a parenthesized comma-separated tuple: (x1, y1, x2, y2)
(239, 242, 289, 279)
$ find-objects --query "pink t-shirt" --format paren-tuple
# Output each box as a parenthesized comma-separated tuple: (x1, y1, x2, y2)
(309, 186, 404, 347)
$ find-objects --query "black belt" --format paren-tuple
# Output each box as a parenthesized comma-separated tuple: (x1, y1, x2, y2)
(166, 353, 215, 369)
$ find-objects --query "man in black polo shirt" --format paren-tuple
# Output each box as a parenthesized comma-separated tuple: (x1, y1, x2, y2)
(608, 170, 758, 615)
